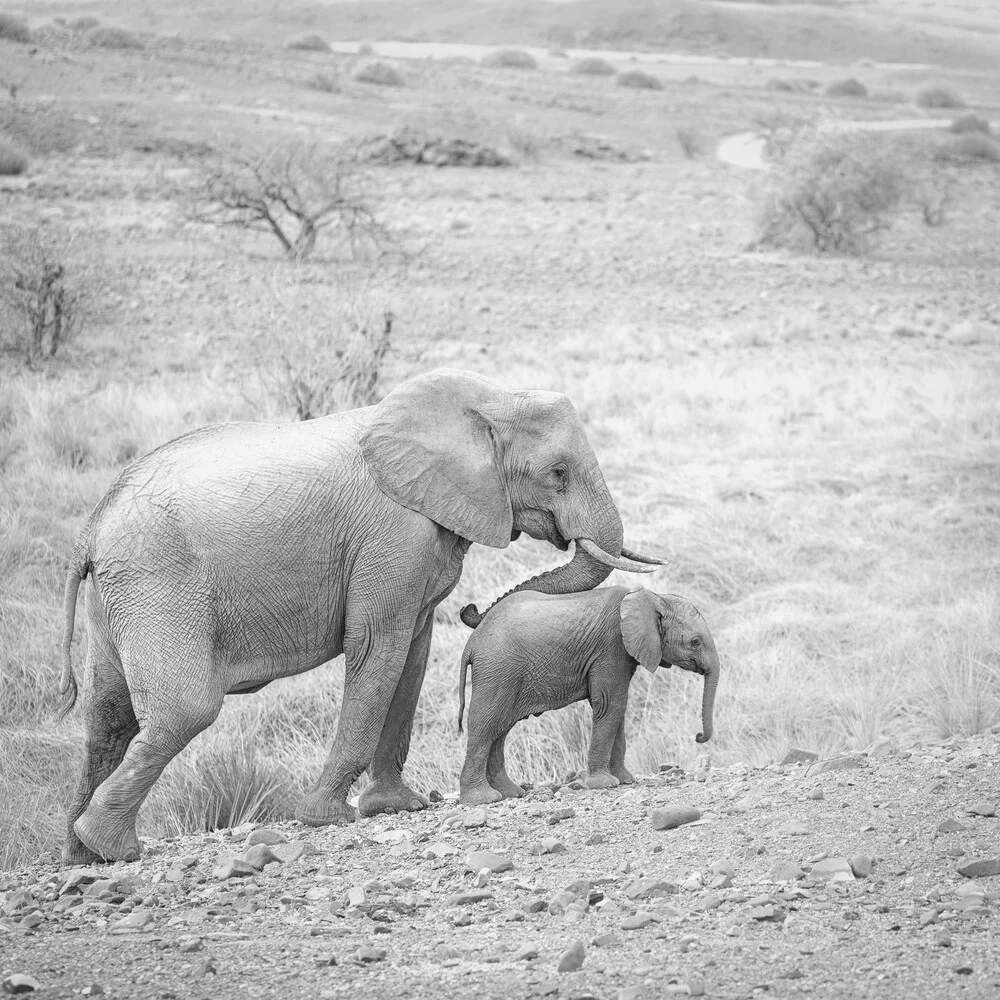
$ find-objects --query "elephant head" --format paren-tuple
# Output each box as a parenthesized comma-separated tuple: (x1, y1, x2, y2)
(359, 369, 659, 620)
(619, 588, 720, 743)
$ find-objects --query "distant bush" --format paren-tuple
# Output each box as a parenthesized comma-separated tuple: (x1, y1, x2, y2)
(352, 61, 405, 87)
(85, 26, 143, 49)
(572, 57, 616, 77)
(304, 72, 340, 93)
(66, 16, 100, 32)
(946, 132, 1000, 162)
(825, 78, 868, 99)
(358, 41, 374, 56)
(949, 114, 990, 136)
(0, 14, 31, 43)
(675, 126, 702, 160)
(481, 48, 538, 70)
(616, 69, 663, 90)
(548, 47, 569, 59)
(285, 32, 330, 52)
(0, 138, 29, 176)
(754, 131, 906, 254)
(916, 86, 964, 109)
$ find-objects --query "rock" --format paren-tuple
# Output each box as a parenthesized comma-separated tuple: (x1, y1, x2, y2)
(523, 898, 548, 914)
(109, 910, 154, 933)
(435, 944, 463, 961)
(452, 913, 472, 927)
(650, 805, 701, 830)
(692, 894, 723, 912)
(965, 801, 996, 817)
(556, 939, 585, 972)
(955, 881, 987, 898)
(243, 844, 281, 870)
(463, 808, 488, 828)
(686, 979, 706, 997)
(805, 755, 866, 777)
(780, 748, 819, 765)
(213, 857, 256, 880)
(512, 945, 538, 961)
(625, 878, 678, 900)
(444, 890, 493, 907)
(195, 958, 217, 978)
(810, 858, 855, 880)
(621, 912, 655, 930)
(357, 947, 386, 963)
(372, 829, 411, 844)
(60, 869, 104, 894)
(775, 822, 811, 836)
(936, 931, 952, 947)
(531, 838, 566, 855)
(426, 842, 459, 858)
(178, 936, 203, 953)
(849, 856, 873, 878)
(708, 873, 732, 890)
(807, 787, 824, 801)
(2, 975, 41, 994)
(346, 886, 366, 907)
(768, 861, 805, 882)
(80, 987, 104, 997)
(592, 933, 622, 948)
(245, 828, 287, 847)
(617, 988, 645, 1000)
(918, 908, 940, 927)
(585, 833, 607, 846)
(957, 859, 1000, 878)
(954, 965, 974, 976)
(465, 851, 513, 874)
(750, 904, 785, 922)
(680, 872, 704, 892)
(270, 841, 307, 864)
(548, 808, 576, 825)
(938, 818, 967, 833)
(709, 860, 736, 877)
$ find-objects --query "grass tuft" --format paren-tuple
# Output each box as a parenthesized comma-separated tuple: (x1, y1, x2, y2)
(616, 69, 663, 90)
(481, 48, 538, 70)
(915, 85, 965, 109)
(85, 26, 143, 49)
(571, 57, 616, 77)
(825, 78, 868, 99)
(284, 32, 330, 52)
(352, 60, 405, 87)
(0, 138, 29, 176)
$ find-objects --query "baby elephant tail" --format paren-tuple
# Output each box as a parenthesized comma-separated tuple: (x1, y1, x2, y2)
(457, 645, 474, 735)
(58, 542, 91, 722)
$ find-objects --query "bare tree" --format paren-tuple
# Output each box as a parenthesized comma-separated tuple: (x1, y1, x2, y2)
(192, 142, 395, 262)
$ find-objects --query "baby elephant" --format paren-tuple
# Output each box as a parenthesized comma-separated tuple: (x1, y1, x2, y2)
(457, 585, 719, 806)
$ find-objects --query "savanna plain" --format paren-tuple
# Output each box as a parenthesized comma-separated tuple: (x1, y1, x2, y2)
(1, 1, 999, 996)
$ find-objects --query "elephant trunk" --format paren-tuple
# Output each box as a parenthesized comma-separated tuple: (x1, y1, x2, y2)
(695, 647, 720, 744)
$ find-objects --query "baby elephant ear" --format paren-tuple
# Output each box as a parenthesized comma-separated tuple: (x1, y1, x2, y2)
(620, 588, 661, 673)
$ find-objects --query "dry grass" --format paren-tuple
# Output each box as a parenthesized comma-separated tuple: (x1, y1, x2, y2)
(0, 13, 31, 43)
(84, 26, 144, 50)
(571, 57, 616, 77)
(284, 33, 330, 52)
(616, 69, 663, 90)
(352, 61, 405, 88)
(0, 138, 29, 176)
(915, 85, 965, 109)
(480, 48, 538, 70)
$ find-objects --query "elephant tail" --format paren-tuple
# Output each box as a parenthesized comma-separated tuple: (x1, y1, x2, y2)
(457, 645, 474, 735)
(57, 542, 91, 721)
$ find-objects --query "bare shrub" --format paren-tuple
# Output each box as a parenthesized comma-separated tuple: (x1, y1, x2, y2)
(950, 114, 991, 135)
(358, 41, 374, 56)
(67, 16, 101, 31)
(753, 131, 906, 254)
(0, 138, 29, 176)
(616, 69, 663, 90)
(352, 60, 405, 87)
(254, 274, 395, 420)
(0, 225, 91, 364)
(85, 25, 143, 49)
(304, 72, 340, 93)
(945, 132, 1000, 161)
(481, 48, 538, 70)
(285, 32, 329, 52)
(909, 177, 952, 227)
(916, 86, 964, 109)
(572, 57, 616, 77)
(191, 142, 395, 263)
(675, 125, 702, 159)
(0, 14, 31, 43)
(825, 78, 868, 99)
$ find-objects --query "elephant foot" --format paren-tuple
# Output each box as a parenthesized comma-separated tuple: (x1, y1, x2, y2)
(459, 782, 503, 806)
(73, 810, 141, 863)
(584, 771, 621, 790)
(488, 773, 526, 799)
(295, 791, 357, 827)
(358, 781, 429, 818)
(62, 833, 105, 868)
(612, 767, 635, 785)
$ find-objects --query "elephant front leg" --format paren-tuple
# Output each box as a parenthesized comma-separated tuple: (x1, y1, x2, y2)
(585, 688, 628, 790)
(296, 624, 415, 827)
(609, 719, 635, 785)
(358, 617, 434, 818)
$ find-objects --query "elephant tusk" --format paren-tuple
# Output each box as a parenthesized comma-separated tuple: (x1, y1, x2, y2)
(575, 538, 658, 574)
(620, 546, 667, 566)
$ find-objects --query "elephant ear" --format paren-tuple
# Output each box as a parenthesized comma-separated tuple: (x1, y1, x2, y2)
(620, 588, 662, 673)
(360, 369, 513, 548)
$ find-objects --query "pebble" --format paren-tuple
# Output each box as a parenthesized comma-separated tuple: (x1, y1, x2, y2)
(243, 844, 281, 870)
(212, 857, 257, 880)
(557, 938, 586, 972)
(750, 904, 784, 922)
(357, 947, 387, 963)
(805, 755, 866, 776)
(244, 828, 287, 847)
(530, 838, 566, 855)
(776, 822, 811, 836)
(523, 899, 548, 913)
(616, 987, 645, 1000)
(548, 808, 576, 825)
(463, 808, 488, 828)
(1, 975, 41, 994)
(965, 801, 996, 817)
(956, 858, 1000, 878)
(680, 873, 704, 891)
(937, 818, 967, 833)
(769, 861, 805, 882)
(512, 945, 538, 961)
(849, 855, 873, 878)
(178, 936, 203, 953)
(586, 833, 607, 845)
(918, 908, 940, 927)
(692, 894, 723, 912)
(435, 944, 463, 961)
(650, 805, 701, 830)
(625, 878, 678, 900)
(270, 841, 307, 864)
(465, 851, 513, 873)
(592, 933, 621, 947)
(807, 787, 825, 801)
(621, 912, 655, 930)
(936, 931, 953, 947)
(444, 890, 493, 907)
(80, 987, 104, 997)
(810, 858, 855, 880)
(709, 860, 736, 877)
(109, 910, 154, 933)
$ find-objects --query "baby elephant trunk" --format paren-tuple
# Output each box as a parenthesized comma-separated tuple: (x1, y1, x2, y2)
(695, 646, 720, 744)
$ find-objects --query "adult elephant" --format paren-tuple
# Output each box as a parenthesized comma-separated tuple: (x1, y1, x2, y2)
(59, 368, 660, 863)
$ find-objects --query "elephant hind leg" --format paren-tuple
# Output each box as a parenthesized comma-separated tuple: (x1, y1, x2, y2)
(458, 715, 504, 807)
(486, 732, 525, 800)
(609, 720, 635, 785)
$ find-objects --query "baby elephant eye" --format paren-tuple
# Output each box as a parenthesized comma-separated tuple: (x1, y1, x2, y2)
(690, 636, 701, 648)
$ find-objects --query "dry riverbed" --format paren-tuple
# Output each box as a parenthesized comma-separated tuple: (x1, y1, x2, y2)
(2, 735, 998, 1000)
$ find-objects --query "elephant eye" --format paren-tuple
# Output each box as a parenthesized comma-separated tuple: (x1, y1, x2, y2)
(690, 636, 701, 648)
(550, 467, 567, 489)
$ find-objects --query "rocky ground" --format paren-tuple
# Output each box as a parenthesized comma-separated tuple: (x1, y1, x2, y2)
(2, 736, 998, 1000)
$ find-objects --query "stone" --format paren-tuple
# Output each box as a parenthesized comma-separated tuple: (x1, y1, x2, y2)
(178, 936, 203, 953)
(617, 988, 645, 1000)
(954, 881, 987, 898)
(918, 908, 940, 927)
(807, 787, 824, 800)
(435, 944, 462, 961)
(936, 931, 952, 948)
(650, 805, 701, 830)
(775, 822, 811, 837)
(245, 828, 287, 847)
(109, 910, 154, 933)
(810, 858, 854, 880)
(625, 878, 678, 900)
(709, 860, 736, 877)
(768, 861, 804, 882)
(523, 899, 548, 914)
(357, 947, 386, 963)
(686, 979, 706, 997)
(512, 945, 538, 961)
(60, 869, 104, 894)
(444, 890, 493, 907)
(849, 856, 873, 878)
(780, 748, 819, 766)
(426, 842, 459, 858)
(270, 841, 307, 864)
(548, 808, 576, 825)
(592, 933, 621, 948)
(805, 755, 866, 777)
(692, 894, 723, 912)
(751, 904, 785, 922)
(243, 844, 281, 870)
(937, 818, 967, 834)
(465, 851, 513, 874)
(539, 838, 566, 854)
(556, 939, 585, 972)
(463, 808, 488, 828)
(957, 859, 1000, 878)
(865, 738, 898, 757)
(80, 987, 104, 997)
(965, 801, 996, 817)
(621, 912, 655, 930)
(213, 857, 256, 880)
(708, 874, 732, 890)
(1, 975, 41, 994)
(585, 833, 607, 846)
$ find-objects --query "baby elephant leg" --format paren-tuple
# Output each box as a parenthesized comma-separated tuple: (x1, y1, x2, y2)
(585, 683, 629, 790)
(486, 732, 525, 799)
(459, 695, 505, 806)
(609, 719, 635, 785)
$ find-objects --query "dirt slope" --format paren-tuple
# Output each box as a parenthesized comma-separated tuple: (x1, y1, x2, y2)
(2, 736, 998, 999)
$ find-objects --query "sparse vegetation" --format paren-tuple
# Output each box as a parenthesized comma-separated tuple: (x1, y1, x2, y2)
(0, 137, 29, 175)
(945, 132, 1000, 162)
(304, 71, 340, 94)
(0, 13, 31, 43)
(950, 113, 991, 135)
(675, 125, 703, 159)
(616, 69, 663, 90)
(825, 77, 868, 98)
(480, 48, 538, 70)
(352, 60, 405, 87)
(571, 57, 616, 77)
(284, 32, 330, 52)
(66, 16, 101, 32)
(85, 25, 143, 49)
(191, 142, 394, 262)
(754, 130, 906, 254)
(915, 85, 965, 109)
